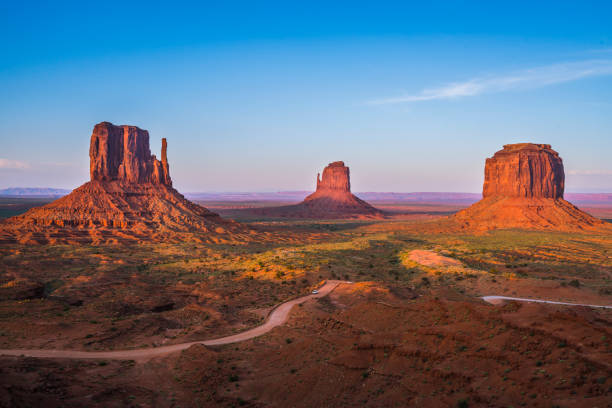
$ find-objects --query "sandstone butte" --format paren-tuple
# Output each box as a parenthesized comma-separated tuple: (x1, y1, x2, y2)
(255, 161, 384, 219)
(0, 122, 247, 244)
(452, 143, 604, 231)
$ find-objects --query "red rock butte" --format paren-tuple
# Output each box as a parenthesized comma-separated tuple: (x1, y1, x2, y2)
(89, 122, 172, 185)
(254, 161, 384, 219)
(0, 122, 247, 244)
(453, 143, 603, 231)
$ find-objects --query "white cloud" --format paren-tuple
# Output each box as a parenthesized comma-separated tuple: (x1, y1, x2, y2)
(370, 59, 612, 104)
(0, 158, 30, 169)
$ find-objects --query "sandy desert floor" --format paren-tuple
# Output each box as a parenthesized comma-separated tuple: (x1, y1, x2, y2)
(0, 200, 611, 407)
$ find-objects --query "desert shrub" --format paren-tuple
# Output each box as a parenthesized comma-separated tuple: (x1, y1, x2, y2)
(43, 279, 64, 296)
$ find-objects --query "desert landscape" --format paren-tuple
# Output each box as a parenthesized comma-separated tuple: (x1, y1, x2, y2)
(2, 3, 612, 408)
(0, 122, 610, 407)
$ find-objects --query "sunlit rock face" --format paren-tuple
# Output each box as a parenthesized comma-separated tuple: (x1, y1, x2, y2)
(452, 143, 601, 231)
(482, 143, 564, 199)
(0, 122, 248, 244)
(315, 161, 351, 192)
(89, 122, 171, 185)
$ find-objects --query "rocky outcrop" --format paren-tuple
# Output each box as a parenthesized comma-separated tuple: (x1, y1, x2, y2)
(316, 161, 351, 192)
(482, 143, 563, 199)
(0, 122, 247, 244)
(453, 143, 602, 231)
(89, 122, 171, 185)
(253, 161, 384, 219)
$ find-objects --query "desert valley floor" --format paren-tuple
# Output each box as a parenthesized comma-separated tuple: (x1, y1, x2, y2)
(0, 198, 611, 407)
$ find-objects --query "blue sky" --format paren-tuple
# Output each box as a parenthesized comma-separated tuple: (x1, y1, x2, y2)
(1, 1, 611, 192)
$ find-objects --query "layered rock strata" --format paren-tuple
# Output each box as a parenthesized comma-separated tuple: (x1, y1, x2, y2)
(89, 122, 171, 185)
(0, 122, 245, 244)
(453, 143, 602, 231)
(482, 143, 564, 199)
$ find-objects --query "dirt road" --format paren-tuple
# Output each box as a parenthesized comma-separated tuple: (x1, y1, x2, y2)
(482, 295, 612, 309)
(0, 280, 348, 360)
(3, 280, 608, 361)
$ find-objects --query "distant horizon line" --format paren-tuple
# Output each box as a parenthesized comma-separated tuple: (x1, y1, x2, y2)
(1, 187, 611, 195)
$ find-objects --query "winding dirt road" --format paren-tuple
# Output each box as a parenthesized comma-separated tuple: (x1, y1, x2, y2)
(2, 280, 609, 361)
(0, 280, 348, 361)
(482, 295, 612, 309)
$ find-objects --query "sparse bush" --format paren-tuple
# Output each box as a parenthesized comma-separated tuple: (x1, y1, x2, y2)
(457, 398, 469, 408)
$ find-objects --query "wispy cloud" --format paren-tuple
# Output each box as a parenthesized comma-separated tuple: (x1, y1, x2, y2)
(369, 59, 612, 104)
(0, 158, 30, 170)
(567, 170, 612, 176)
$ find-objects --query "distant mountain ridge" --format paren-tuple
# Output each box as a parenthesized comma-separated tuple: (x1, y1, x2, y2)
(0, 188, 72, 197)
(2, 188, 611, 205)
(184, 191, 483, 202)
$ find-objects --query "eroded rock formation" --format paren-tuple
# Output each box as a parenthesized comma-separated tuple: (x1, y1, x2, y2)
(90, 122, 171, 185)
(482, 144, 564, 199)
(0, 122, 246, 244)
(316, 161, 351, 192)
(453, 143, 602, 231)
(254, 161, 384, 219)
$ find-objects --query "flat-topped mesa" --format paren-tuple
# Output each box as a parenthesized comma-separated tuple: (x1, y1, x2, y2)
(316, 161, 351, 192)
(482, 143, 563, 199)
(89, 122, 172, 186)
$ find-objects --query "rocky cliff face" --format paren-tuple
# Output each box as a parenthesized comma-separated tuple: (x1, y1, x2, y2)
(482, 143, 564, 199)
(89, 122, 171, 185)
(316, 161, 351, 192)
(453, 143, 601, 231)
